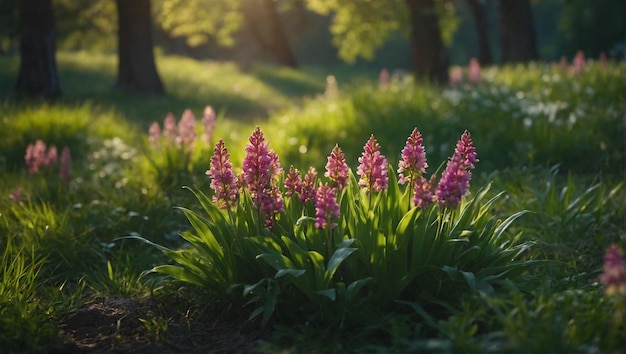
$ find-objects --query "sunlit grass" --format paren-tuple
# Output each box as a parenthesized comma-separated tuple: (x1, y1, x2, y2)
(0, 53, 623, 352)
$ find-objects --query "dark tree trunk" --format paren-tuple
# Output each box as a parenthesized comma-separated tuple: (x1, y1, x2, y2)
(14, 0, 61, 100)
(404, 0, 449, 84)
(115, 0, 164, 94)
(244, 0, 298, 68)
(498, 0, 538, 63)
(465, 0, 492, 65)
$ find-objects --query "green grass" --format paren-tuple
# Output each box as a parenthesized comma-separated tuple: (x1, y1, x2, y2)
(0, 51, 624, 352)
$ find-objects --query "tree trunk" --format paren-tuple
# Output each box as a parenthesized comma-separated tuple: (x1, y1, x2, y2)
(244, 0, 298, 68)
(404, 0, 449, 84)
(498, 0, 538, 63)
(465, 0, 492, 65)
(115, 0, 164, 94)
(14, 0, 61, 100)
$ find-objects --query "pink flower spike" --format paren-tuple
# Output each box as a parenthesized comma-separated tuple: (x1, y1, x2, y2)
(324, 144, 349, 191)
(315, 183, 340, 230)
(149, 121, 161, 146)
(242, 127, 282, 209)
(435, 131, 478, 209)
(260, 184, 284, 229)
(300, 167, 318, 204)
(163, 113, 177, 143)
(573, 50, 585, 74)
(398, 128, 428, 185)
(202, 105, 216, 146)
(284, 166, 302, 198)
(207, 139, 238, 209)
(177, 109, 197, 152)
(46, 145, 58, 166)
(59, 147, 71, 183)
(600, 244, 626, 297)
(379, 68, 389, 90)
(25, 140, 47, 174)
(468, 58, 481, 85)
(357, 135, 388, 193)
(413, 175, 436, 208)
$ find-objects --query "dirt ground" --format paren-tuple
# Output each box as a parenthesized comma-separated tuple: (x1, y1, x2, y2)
(49, 297, 271, 354)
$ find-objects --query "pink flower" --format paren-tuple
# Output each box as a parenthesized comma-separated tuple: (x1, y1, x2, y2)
(315, 183, 340, 230)
(449, 66, 463, 87)
(379, 68, 389, 90)
(202, 106, 216, 146)
(149, 121, 161, 146)
(573, 50, 585, 74)
(600, 244, 626, 297)
(300, 167, 318, 204)
(284, 166, 302, 198)
(435, 131, 478, 208)
(25, 140, 54, 174)
(468, 58, 481, 85)
(177, 109, 197, 152)
(413, 175, 436, 208)
(357, 135, 388, 193)
(59, 147, 71, 183)
(398, 128, 427, 185)
(163, 113, 178, 143)
(242, 127, 283, 228)
(206, 140, 238, 209)
(324, 145, 349, 191)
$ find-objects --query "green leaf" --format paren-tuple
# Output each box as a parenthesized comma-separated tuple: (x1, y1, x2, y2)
(315, 288, 337, 301)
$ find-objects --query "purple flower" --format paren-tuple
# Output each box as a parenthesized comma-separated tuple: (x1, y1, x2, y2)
(46, 146, 58, 166)
(206, 139, 238, 209)
(398, 128, 427, 185)
(202, 105, 216, 146)
(300, 167, 318, 204)
(163, 113, 178, 143)
(284, 166, 302, 198)
(315, 183, 340, 230)
(260, 184, 284, 228)
(177, 109, 197, 152)
(435, 131, 478, 208)
(59, 147, 71, 184)
(25, 140, 47, 173)
(600, 244, 626, 297)
(357, 135, 388, 193)
(324, 144, 349, 191)
(149, 121, 161, 146)
(242, 127, 283, 228)
(413, 175, 436, 208)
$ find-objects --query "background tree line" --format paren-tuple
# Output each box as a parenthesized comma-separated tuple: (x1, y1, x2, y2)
(2, 0, 623, 99)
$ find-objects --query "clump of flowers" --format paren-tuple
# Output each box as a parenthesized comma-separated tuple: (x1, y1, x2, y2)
(600, 244, 626, 297)
(206, 139, 237, 209)
(242, 127, 284, 229)
(25, 139, 72, 182)
(315, 183, 340, 230)
(435, 131, 478, 208)
(325, 145, 349, 191)
(357, 135, 388, 193)
(148, 106, 216, 152)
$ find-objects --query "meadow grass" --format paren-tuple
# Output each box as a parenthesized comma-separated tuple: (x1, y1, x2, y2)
(0, 52, 623, 352)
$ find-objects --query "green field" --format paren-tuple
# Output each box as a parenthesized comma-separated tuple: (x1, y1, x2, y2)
(0, 52, 624, 353)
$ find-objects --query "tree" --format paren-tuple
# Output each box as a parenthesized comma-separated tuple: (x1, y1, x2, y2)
(464, 0, 492, 65)
(497, 0, 538, 63)
(14, 0, 62, 100)
(242, 0, 299, 67)
(405, 0, 449, 83)
(115, 0, 164, 94)
(306, 0, 453, 84)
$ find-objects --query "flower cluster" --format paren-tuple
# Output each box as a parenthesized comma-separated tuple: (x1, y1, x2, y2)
(435, 131, 478, 208)
(242, 127, 284, 228)
(600, 244, 626, 297)
(25, 140, 72, 183)
(325, 145, 349, 191)
(357, 135, 388, 193)
(148, 106, 216, 153)
(206, 140, 237, 209)
(315, 183, 340, 230)
(206, 127, 479, 230)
